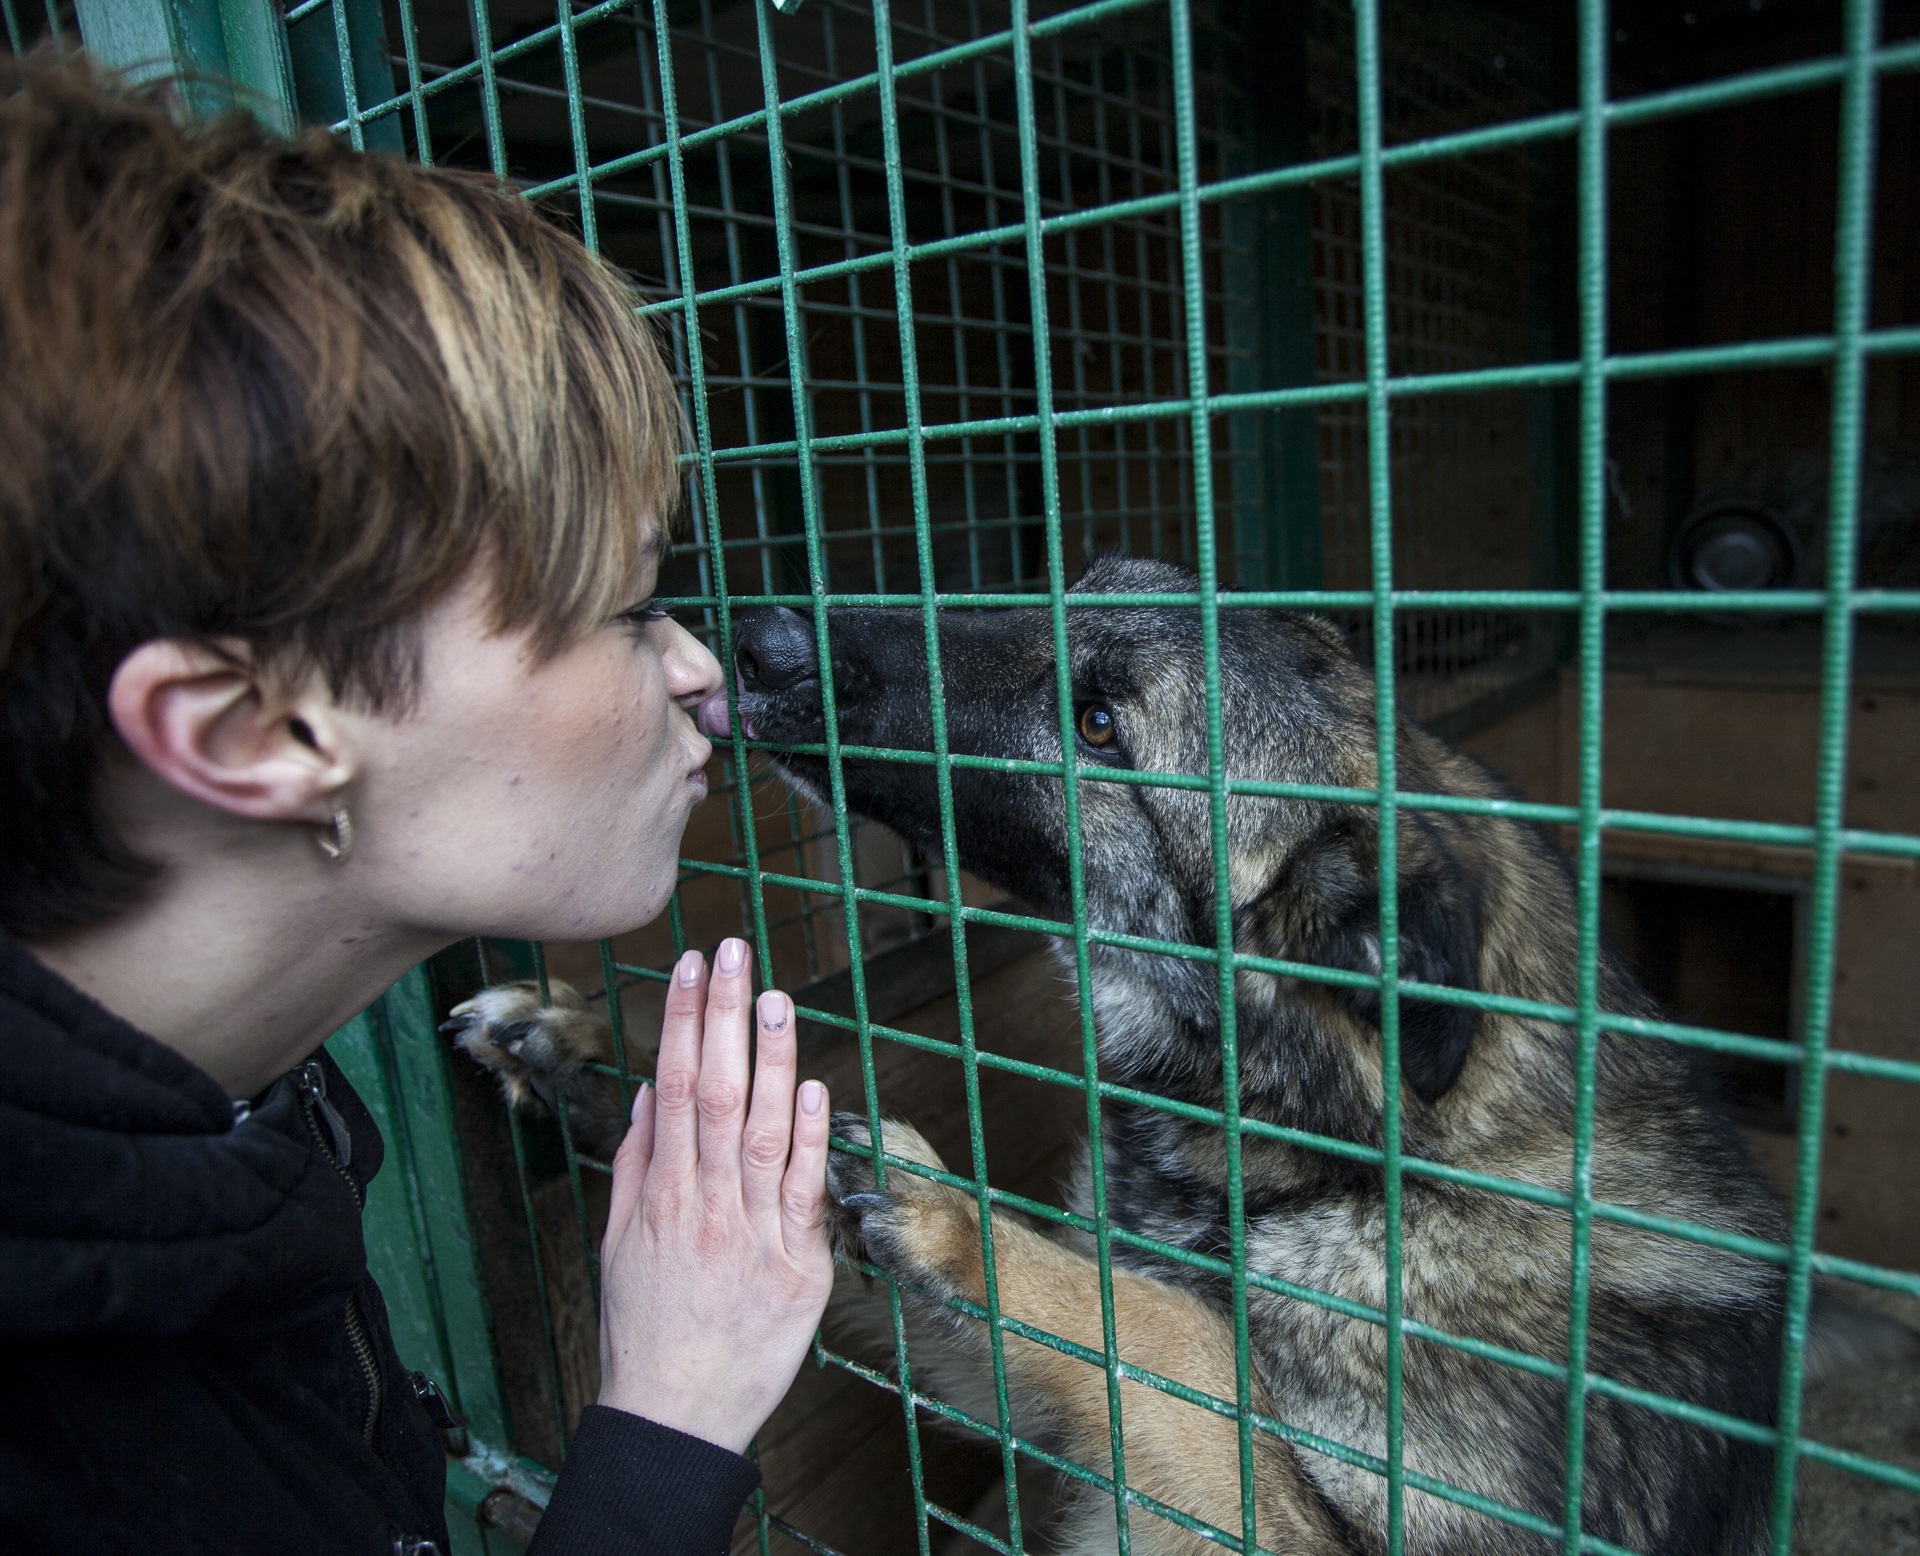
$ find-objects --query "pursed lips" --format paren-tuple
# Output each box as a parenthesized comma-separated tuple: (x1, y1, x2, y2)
(684, 710, 716, 792)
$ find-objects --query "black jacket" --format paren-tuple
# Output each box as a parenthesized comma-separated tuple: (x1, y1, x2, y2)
(0, 933, 759, 1554)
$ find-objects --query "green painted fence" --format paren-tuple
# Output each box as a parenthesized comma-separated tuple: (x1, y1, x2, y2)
(39, 0, 1920, 1551)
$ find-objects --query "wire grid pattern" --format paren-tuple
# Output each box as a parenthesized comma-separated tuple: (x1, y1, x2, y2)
(1307, 0, 1567, 729)
(1, 0, 71, 58)
(118, 0, 1920, 1550)
(343, 0, 1251, 980)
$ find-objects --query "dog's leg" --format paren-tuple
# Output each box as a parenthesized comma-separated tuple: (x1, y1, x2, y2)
(442, 980, 631, 1160)
(829, 1116, 1354, 1556)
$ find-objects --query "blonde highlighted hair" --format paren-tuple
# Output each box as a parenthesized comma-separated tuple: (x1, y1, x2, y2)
(0, 52, 687, 935)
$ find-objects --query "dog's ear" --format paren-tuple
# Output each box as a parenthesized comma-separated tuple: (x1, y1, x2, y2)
(1246, 822, 1484, 1104)
(1367, 858, 1484, 1103)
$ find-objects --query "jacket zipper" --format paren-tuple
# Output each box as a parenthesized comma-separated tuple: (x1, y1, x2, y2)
(295, 1060, 384, 1445)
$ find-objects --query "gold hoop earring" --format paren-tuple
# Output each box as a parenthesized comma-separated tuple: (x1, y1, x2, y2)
(316, 805, 353, 864)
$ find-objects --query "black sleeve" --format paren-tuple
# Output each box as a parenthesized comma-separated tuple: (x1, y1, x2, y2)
(525, 1406, 761, 1556)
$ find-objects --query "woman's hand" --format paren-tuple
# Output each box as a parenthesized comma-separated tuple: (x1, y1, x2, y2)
(595, 938, 833, 1453)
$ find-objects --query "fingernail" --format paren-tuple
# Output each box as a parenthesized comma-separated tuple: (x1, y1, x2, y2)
(799, 1080, 825, 1116)
(757, 989, 788, 1031)
(717, 937, 747, 975)
(677, 949, 702, 986)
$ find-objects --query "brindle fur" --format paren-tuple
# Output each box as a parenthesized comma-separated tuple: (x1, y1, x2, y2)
(452, 556, 1871, 1553)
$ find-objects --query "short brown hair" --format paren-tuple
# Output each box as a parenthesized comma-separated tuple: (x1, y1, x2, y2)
(0, 54, 687, 938)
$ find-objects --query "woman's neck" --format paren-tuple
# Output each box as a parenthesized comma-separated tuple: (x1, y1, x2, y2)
(29, 847, 446, 1100)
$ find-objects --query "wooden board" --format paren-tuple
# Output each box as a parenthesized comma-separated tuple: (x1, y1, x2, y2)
(1459, 669, 1920, 1274)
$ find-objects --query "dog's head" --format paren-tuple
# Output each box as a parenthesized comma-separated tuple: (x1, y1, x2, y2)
(733, 555, 1492, 1109)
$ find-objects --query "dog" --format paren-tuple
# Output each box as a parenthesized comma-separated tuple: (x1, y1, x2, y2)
(450, 556, 1906, 1555)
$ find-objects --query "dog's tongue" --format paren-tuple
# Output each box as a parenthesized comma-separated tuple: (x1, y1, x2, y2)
(695, 689, 736, 740)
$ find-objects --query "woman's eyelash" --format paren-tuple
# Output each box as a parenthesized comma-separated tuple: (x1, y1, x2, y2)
(619, 602, 674, 628)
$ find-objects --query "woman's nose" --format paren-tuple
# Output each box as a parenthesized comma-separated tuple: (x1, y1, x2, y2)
(666, 620, 724, 706)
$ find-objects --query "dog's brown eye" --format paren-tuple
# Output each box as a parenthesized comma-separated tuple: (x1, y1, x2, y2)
(1077, 703, 1117, 749)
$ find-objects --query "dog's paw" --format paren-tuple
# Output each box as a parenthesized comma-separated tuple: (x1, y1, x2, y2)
(442, 980, 610, 1116)
(827, 1113, 981, 1306)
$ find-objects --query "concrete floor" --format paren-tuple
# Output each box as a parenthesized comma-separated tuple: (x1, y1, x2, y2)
(1795, 1279, 1920, 1556)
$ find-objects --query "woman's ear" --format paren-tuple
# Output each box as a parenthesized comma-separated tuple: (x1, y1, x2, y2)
(107, 640, 355, 825)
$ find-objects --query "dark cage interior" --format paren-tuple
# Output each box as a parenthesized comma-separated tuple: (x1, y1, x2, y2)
(34, 0, 1920, 1552)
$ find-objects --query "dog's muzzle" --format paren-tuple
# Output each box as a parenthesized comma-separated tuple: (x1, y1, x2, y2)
(713, 606, 821, 741)
(734, 606, 818, 693)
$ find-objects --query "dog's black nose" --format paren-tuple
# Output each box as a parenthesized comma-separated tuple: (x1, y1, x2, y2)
(734, 607, 818, 692)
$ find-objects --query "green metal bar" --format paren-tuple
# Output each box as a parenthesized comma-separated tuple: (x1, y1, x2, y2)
(328, 965, 524, 1552)
(649, 0, 777, 983)
(503, 19, 1920, 223)
(638, 321, 1920, 458)
(319, 0, 362, 152)
(1560, 1, 1608, 1544)
(1051, 34, 1097, 565)
(260, 0, 1920, 1541)
(1220, 3, 1321, 589)
(972, 0, 1030, 586)
(658, 7, 785, 1538)
(820, 1328, 1659, 1556)
(552, 0, 597, 251)
(635, 892, 1920, 1091)
(387, 0, 430, 160)
(313, 0, 1158, 149)
(75, 0, 296, 130)
(1769, 0, 1879, 1545)
(823, 1340, 1285, 1554)
(659, 583, 1920, 617)
(1350, 1, 1405, 1545)
(1008, 0, 1134, 1541)
(868, 0, 1030, 1544)
(664, 15, 779, 988)
(820, 4, 890, 601)
(286, 0, 400, 149)
(831, 1133, 1920, 1503)
(326, 970, 509, 1447)
(669, 860, 1920, 1061)
(924, 27, 985, 588)
(504, 1103, 573, 1459)
(1165, 0, 1258, 1545)
(748, 5, 935, 1550)
(466, 0, 507, 178)
(313, 16, 1920, 197)
(657, 748, 1920, 862)
(1084, 40, 1131, 561)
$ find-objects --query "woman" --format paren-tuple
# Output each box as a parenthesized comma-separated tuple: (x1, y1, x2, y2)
(0, 54, 830, 1555)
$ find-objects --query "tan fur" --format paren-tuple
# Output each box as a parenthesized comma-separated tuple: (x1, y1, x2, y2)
(831, 1119, 1350, 1556)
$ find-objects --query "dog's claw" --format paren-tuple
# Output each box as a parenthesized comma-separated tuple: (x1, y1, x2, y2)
(838, 1192, 891, 1213)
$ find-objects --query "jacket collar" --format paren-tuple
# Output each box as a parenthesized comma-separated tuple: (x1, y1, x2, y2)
(0, 932, 378, 1335)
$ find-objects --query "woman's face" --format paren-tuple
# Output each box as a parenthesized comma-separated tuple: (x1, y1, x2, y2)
(349, 537, 723, 944)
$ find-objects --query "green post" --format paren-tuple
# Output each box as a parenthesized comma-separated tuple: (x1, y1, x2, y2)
(73, 0, 296, 131)
(285, 0, 403, 151)
(329, 965, 527, 1556)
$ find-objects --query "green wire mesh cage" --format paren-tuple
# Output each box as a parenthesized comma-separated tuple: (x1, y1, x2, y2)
(37, 0, 1920, 1551)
